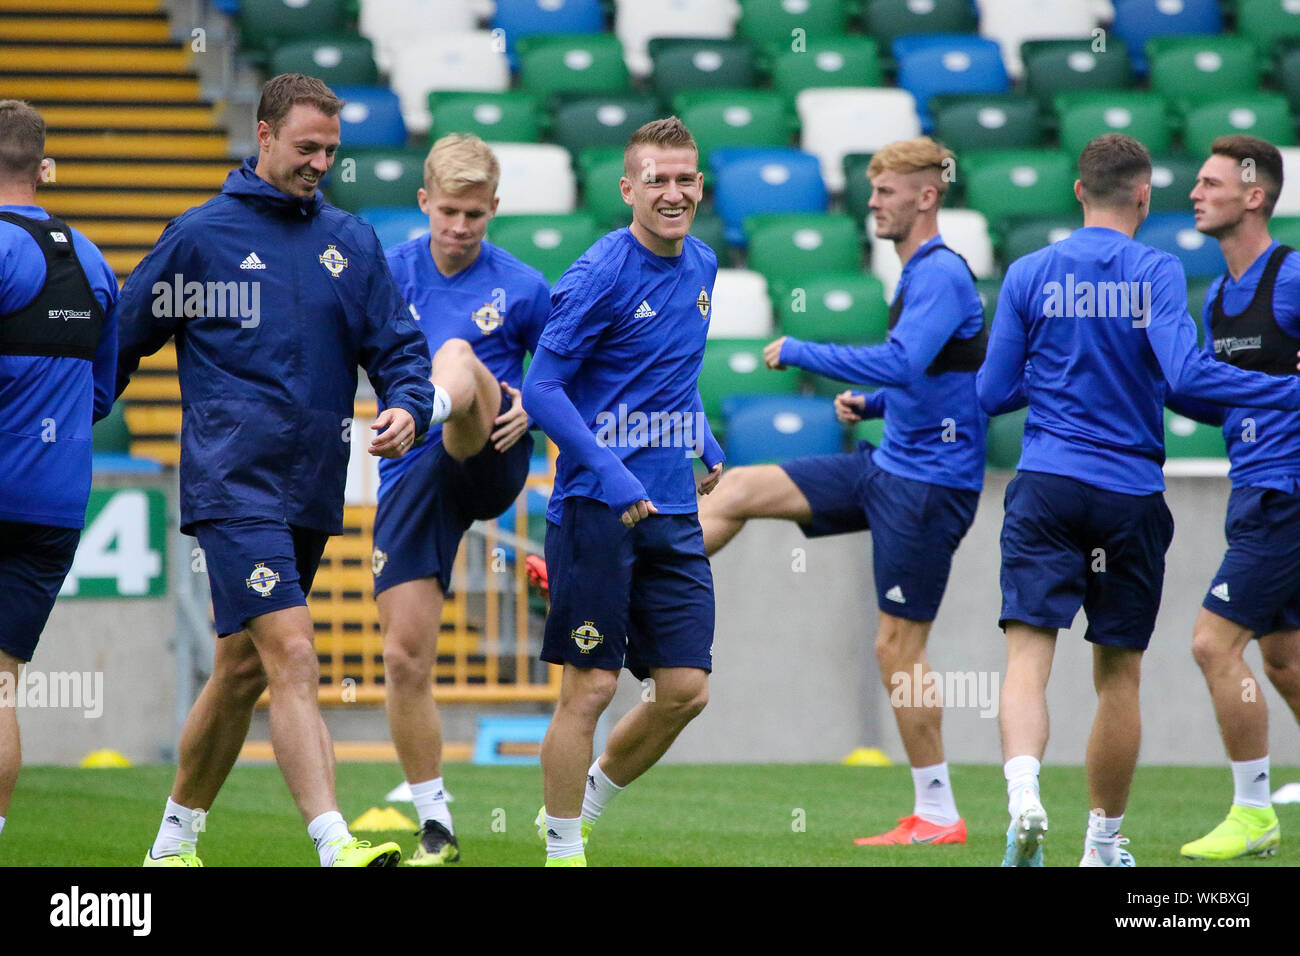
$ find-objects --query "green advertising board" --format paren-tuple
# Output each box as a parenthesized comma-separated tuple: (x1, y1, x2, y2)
(59, 488, 167, 598)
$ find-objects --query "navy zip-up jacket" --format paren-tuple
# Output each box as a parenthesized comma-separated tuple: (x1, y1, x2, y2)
(114, 159, 435, 534)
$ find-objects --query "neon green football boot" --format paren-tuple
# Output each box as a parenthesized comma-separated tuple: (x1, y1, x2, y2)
(535, 806, 591, 845)
(143, 842, 203, 867)
(1181, 804, 1280, 860)
(544, 853, 587, 867)
(404, 821, 460, 866)
(329, 837, 402, 867)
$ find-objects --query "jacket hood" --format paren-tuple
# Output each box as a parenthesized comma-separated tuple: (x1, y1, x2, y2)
(222, 157, 324, 217)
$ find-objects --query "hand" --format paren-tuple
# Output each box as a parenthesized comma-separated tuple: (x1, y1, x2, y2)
(697, 462, 723, 495)
(834, 390, 867, 424)
(620, 499, 658, 528)
(491, 381, 528, 452)
(763, 336, 787, 370)
(369, 406, 416, 458)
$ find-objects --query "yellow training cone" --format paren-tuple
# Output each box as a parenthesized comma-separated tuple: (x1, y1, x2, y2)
(350, 806, 418, 832)
(80, 749, 131, 768)
(842, 747, 892, 767)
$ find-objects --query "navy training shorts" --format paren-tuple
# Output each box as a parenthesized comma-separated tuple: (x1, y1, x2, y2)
(1203, 485, 1300, 636)
(0, 519, 80, 662)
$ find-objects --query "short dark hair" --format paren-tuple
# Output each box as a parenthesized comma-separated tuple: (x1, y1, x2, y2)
(623, 116, 698, 179)
(1077, 133, 1151, 208)
(256, 73, 342, 135)
(0, 99, 45, 184)
(1210, 134, 1283, 219)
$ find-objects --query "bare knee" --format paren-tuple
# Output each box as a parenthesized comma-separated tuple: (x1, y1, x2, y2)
(1191, 626, 1235, 675)
(653, 674, 709, 724)
(559, 669, 619, 723)
(263, 637, 320, 690)
(708, 467, 757, 519)
(213, 643, 268, 705)
(384, 629, 436, 694)
(1262, 647, 1300, 696)
(434, 338, 474, 365)
(875, 616, 926, 677)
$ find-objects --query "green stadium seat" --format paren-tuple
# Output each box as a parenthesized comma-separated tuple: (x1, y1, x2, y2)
(699, 338, 800, 421)
(975, 277, 1002, 323)
(238, 0, 349, 60)
(736, 0, 851, 58)
(648, 38, 758, 102)
(776, 272, 889, 345)
(689, 207, 732, 265)
(931, 95, 1045, 152)
(518, 34, 630, 101)
(863, 0, 976, 61)
(577, 147, 632, 228)
(1021, 39, 1134, 110)
(961, 149, 1077, 225)
(1277, 42, 1300, 112)
(853, 415, 886, 446)
(270, 35, 378, 86)
(1270, 215, 1300, 248)
(985, 407, 1027, 469)
(1147, 36, 1261, 115)
(1165, 409, 1226, 458)
(92, 401, 132, 454)
(1055, 91, 1172, 157)
(428, 92, 543, 144)
(842, 152, 873, 229)
(1148, 153, 1203, 213)
(550, 94, 663, 156)
(488, 213, 602, 283)
(1187, 277, 1214, 342)
(1181, 94, 1297, 157)
(1237, 0, 1300, 56)
(1000, 216, 1082, 265)
(769, 36, 883, 99)
(328, 148, 427, 212)
(674, 90, 797, 166)
(744, 213, 861, 287)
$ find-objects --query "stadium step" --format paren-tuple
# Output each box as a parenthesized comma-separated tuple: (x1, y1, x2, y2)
(45, 130, 229, 159)
(54, 160, 233, 189)
(0, 0, 161, 11)
(0, 43, 192, 72)
(0, 74, 201, 101)
(0, 15, 170, 44)
(42, 189, 214, 217)
(102, 248, 151, 274)
(74, 219, 167, 247)
(36, 103, 219, 130)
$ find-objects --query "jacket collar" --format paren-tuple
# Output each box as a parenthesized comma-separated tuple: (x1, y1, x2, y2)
(222, 156, 324, 217)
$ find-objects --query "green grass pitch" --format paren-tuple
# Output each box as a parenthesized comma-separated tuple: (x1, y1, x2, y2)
(3, 763, 1298, 866)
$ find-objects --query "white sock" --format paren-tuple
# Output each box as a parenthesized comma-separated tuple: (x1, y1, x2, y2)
(150, 797, 204, 859)
(430, 384, 452, 426)
(411, 776, 454, 834)
(1004, 755, 1041, 816)
(912, 762, 960, 825)
(1085, 808, 1124, 864)
(544, 814, 584, 860)
(1231, 756, 1271, 809)
(308, 810, 350, 867)
(581, 760, 625, 825)
(0, 815, 5, 838)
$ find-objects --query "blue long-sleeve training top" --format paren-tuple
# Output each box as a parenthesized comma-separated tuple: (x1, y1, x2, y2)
(978, 226, 1300, 495)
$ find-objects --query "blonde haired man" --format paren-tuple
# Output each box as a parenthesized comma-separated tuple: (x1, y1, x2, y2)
(698, 136, 988, 848)
(375, 132, 551, 864)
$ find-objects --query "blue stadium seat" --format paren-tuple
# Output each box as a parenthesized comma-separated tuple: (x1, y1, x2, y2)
(893, 34, 1010, 130)
(357, 208, 429, 249)
(1136, 212, 1228, 278)
(491, 0, 606, 66)
(1112, 0, 1224, 73)
(711, 148, 829, 246)
(335, 86, 407, 147)
(723, 396, 844, 465)
(724, 395, 843, 464)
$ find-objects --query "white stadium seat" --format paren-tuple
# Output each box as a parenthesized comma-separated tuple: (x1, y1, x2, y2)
(869, 209, 995, 301)
(707, 269, 775, 339)
(615, 0, 740, 78)
(977, 0, 1103, 79)
(796, 88, 921, 194)
(388, 32, 510, 135)
(488, 143, 577, 215)
(1275, 148, 1300, 217)
(358, 0, 480, 72)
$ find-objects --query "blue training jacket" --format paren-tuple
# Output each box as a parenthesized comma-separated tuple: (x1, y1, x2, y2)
(114, 158, 436, 534)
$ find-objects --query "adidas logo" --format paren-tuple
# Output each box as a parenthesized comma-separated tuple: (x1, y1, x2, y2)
(239, 251, 267, 270)
(634, 299, 657, 318)
(165, 815, 181, 826)
(927, 778, 943, 790)
(885, 585, 906, 604)
(1254, 772, 1268, 782)
(546, 829, 561, 840)
(587, 774, 597, 791)
(1211, 581, 1230, 602)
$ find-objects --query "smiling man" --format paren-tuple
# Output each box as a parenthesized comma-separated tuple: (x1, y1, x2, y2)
(521, 117, 725, 866)
(114, 74, 437, 867)
(1166, 135, 1300, 861)
(374, 134, 551, 865)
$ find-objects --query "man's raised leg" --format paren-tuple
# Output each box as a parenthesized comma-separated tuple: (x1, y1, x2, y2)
(539, 664, 618, 864)
(379, 577, 459, 863)
(432, 338, 500, 461)
(696, 465, 812, 555)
